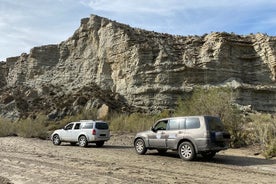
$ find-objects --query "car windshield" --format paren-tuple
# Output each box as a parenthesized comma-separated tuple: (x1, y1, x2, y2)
(95, 122, 109, 129)
(205, 116, 224, 131)
(64, 123, 73, 130)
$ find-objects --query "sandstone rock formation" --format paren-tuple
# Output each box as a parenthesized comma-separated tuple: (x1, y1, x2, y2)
(1, 14, 276, 120)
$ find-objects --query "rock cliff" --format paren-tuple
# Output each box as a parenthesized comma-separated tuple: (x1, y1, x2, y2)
(1, 15, 276, 120)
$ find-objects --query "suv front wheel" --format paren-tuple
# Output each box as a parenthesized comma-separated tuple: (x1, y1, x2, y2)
(52, 134, 61, 145)
(134, 138, 147, 155)
(178, 142, 196, 161)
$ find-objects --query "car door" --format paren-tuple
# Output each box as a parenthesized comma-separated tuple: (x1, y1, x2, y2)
(70, 123, 81, 141)
(61, 123, 74, 141)
(148, 120, 168, 148)
(166, 118, 184, 149)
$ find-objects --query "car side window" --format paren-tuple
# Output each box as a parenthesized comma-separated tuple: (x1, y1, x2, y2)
(65, 123, 73, 130)
(82, 123, 94, 129)
(74, 123, 81, 130)
(168, 119, 183, 130)
(179, 118, 185, 129)
(154, 120, 168, 131)
(186, 118, 200, 129)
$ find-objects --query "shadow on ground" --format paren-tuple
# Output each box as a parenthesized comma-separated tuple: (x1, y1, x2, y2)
(59, 143, 133, 149)
(147, 151, 276, 167)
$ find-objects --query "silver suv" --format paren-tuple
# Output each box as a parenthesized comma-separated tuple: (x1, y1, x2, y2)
(51, 120, 110, 147)
(134, 116, 230, 161)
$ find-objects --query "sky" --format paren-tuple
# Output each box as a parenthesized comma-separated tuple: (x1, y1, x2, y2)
(1, 0, 276, 61)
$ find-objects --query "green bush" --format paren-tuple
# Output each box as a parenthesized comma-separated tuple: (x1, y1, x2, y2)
(248, 113, 276, 158)
(174, 87, 247, 147)
(109, 112, 155, 133)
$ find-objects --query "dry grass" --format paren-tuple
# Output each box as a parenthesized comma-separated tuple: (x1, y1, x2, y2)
(0, 118, 15, 137)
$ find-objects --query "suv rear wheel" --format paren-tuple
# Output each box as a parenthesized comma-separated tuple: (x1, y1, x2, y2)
(134, 138, 147, 155)
(178, 142, 196, 161)
(78, 135, 88, 147)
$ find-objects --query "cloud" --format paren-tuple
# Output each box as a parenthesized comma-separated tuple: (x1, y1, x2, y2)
(81, 0, 276, 36)
(84, 0, 276, 13)
(0, 0, 91, 61)
(1, 0, 276, 61)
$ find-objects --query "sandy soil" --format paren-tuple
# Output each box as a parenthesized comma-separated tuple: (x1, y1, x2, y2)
(0, 133, 275, 184)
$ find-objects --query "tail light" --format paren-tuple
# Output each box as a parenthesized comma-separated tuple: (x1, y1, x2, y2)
(92, 129, 96, 135)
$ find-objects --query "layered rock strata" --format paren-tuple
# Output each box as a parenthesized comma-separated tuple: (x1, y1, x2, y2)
(1, 15, 276, 119)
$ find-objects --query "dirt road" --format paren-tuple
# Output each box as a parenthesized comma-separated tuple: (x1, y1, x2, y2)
(0, 134, 275, 184)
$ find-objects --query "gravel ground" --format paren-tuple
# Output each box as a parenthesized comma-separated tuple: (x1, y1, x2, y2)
(0, 134, 275, 184)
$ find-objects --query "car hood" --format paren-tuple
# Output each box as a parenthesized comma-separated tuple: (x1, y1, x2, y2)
(51, 129, 63, 137)
(52, 129, 62, 133)
(135, 130, 152, 137)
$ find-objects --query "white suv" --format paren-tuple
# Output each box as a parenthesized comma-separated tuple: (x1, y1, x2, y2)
(51, 120, 110, 147)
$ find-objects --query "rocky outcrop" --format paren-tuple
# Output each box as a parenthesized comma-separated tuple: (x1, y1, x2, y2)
(1, 15, 276, 119)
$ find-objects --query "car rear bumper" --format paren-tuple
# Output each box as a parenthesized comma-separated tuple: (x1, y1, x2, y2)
(88, 136, 110, 142)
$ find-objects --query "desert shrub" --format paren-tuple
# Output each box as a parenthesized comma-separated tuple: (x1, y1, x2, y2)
(0, 118, 16, 137)
(248, 113, 276, 158)
(16, 115, 48, 139)
(174, 87, 246, 147)
(109, 112, 155, 133)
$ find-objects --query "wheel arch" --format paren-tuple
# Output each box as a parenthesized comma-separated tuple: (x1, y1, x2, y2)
(134, 136, 149, 147)
(52, 133, 61, 141)
(177, 138, 198, 153)
(78, 134, 88, 140)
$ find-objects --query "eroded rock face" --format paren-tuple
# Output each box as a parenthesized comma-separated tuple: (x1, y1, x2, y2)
(1, 15, 276, 119)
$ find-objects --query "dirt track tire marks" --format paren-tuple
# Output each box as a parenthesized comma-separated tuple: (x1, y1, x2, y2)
(0, 136, 275, 184)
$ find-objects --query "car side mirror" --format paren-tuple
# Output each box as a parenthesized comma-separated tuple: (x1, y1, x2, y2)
(151, 127, 157, 132)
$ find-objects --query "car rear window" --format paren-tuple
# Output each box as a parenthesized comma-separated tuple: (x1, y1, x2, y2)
(95, 122, 109, 130)
(205, 116, 224, 131)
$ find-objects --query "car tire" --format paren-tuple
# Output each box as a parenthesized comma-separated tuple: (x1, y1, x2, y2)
(52, 134, 61, 145)
(178, 142, 196, 161)
(201, 151, 216, 159)
(134, 138, 147, 155)
(78, 135, 88, 147)
(96, 141, 104, 147)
